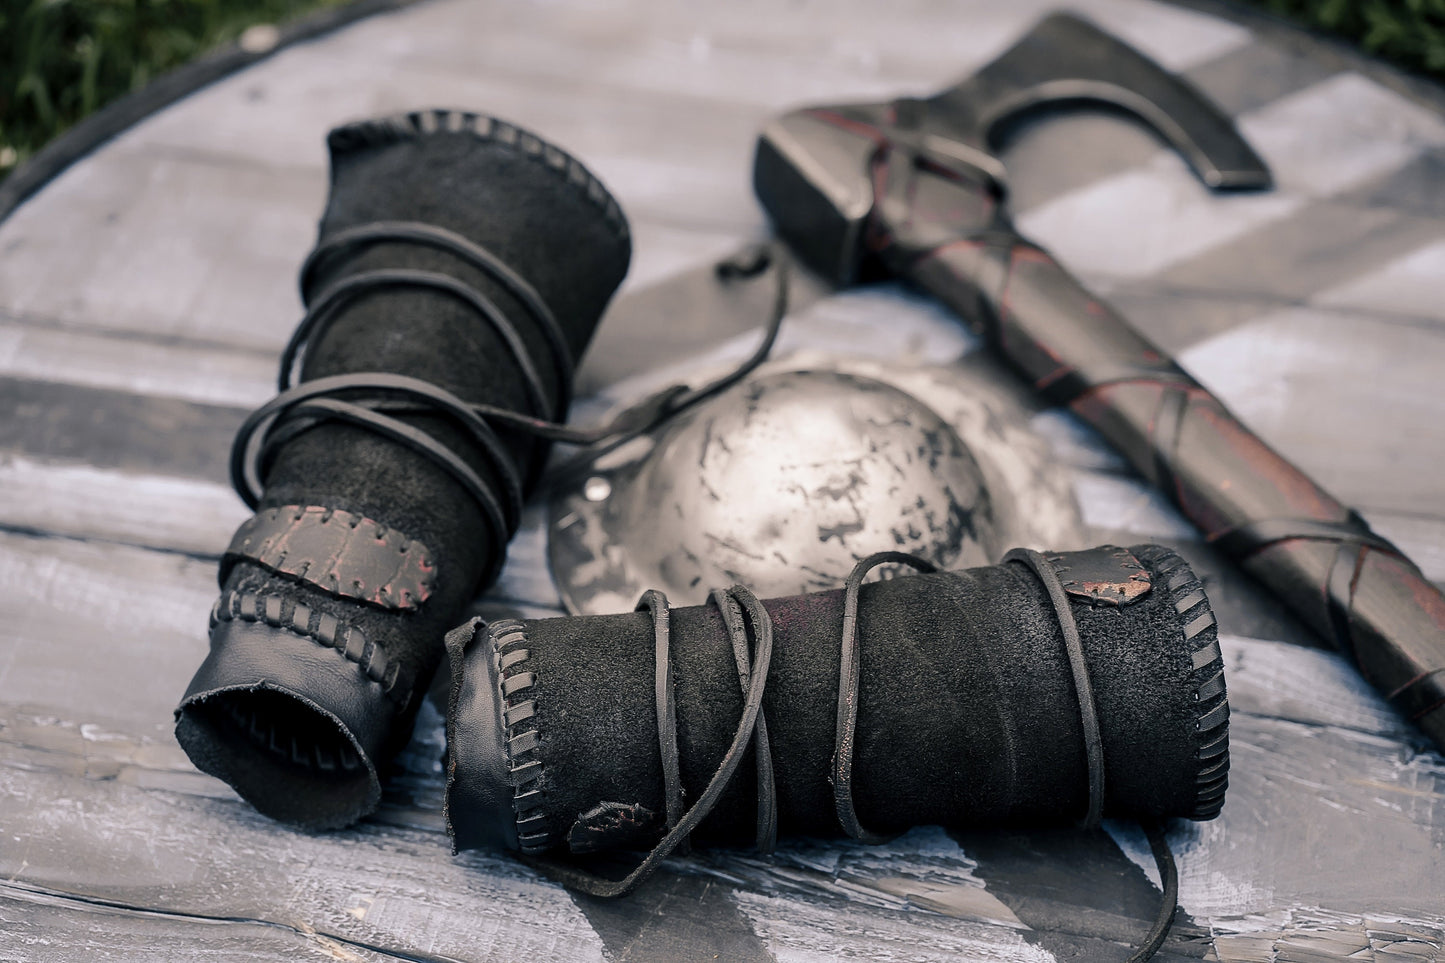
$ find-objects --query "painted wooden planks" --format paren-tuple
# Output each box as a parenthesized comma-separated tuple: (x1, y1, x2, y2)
(2, 0, 1445, 958)
(0, 0, 1252, 355)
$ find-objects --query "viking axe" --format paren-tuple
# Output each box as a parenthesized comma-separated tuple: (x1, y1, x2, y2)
(753, 13, 1445, 750)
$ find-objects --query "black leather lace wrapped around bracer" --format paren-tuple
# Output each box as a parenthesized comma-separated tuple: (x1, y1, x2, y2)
(174, 109, 632, 830)
(444, 542, 1222, 959)
(444, 541, 1227, 854)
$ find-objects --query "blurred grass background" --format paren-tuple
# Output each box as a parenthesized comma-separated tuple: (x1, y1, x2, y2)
(0, 0, 339, 175)
(1249, 0, 1445, 73)
(1, 0, 1444, 181)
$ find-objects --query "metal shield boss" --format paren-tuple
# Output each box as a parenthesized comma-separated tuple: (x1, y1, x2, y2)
(550, 362, 1085, 614)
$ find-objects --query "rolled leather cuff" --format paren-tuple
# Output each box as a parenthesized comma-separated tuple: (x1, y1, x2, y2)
(177, 601, 405, 826)
(445, 543, 1229, 855)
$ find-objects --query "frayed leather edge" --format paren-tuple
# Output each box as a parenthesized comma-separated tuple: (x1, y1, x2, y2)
(326, 109, 629, 245)
(210, 589, 414, 711)
(443, 616, 482, 855)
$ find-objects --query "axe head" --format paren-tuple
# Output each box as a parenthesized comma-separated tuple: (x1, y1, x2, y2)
(754, 12, 1272, 286)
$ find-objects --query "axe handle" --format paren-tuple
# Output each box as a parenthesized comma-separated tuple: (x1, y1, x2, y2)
(906, 236, 1445, 749)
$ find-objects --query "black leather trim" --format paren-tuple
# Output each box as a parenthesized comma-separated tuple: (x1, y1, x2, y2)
(174, 617, 398, 829)
(444, 617, 520, 852)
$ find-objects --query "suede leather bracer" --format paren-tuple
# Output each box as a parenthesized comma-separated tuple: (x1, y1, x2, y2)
(176, 110, 631, 829)
(446, 543, 1228, 857)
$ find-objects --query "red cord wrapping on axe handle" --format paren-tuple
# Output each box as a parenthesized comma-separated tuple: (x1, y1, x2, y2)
(795, 107, 1445, 749)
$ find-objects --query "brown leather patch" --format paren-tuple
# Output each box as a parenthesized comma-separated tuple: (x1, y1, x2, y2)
(566, 801, 663, 854)
(224, 506, 435, 610)
(1050, 545, 1151, 607)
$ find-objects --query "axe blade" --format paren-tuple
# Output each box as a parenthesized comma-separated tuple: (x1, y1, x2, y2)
(930, 12, 1271, 191)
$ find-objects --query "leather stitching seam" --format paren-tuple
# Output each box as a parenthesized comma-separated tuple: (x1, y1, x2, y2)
(1140, 546, 1229, 820)
(326, 109, 629, 245)
(488, 618, 551, 854)
(210, 589, 414, 711)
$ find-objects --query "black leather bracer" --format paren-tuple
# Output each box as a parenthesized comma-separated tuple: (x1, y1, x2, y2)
(175, 110, 631, 829)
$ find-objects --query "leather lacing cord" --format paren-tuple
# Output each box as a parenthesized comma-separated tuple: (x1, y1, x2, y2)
(525, 550, 1180, 963)
(230, 222, 787, 587)
(522, 582, 776, 898)
(1004, 549, 1179, 963)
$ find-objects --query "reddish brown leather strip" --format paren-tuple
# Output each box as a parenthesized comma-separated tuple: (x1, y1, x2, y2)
(222, 505, 436, 610)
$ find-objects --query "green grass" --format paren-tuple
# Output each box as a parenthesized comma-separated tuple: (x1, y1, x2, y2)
(1241, 0, 1445, 76)
(0, 0, 340, 174)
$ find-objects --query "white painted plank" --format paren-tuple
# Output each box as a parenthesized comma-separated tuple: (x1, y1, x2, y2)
(1167, 711, 1445, 923)
(0, 532, 217, 730)
(121, 0, 1247, 173)
(0, 142, 751, 349)
(1071, 471, 1198, 540)
(734, 888, 1055, 963)
(0, 0, 1252, 355)
(1082, 0, 1252, 72)
(0, 150, 320, 347)
(1018, 74, 1445, 279)
(0, 214, 746, 383)
(1314, 237, 1445, 322)
(620, 220, 759, 294)
(0, 455, 247, 556)
(1177, 306, 1445, 516)
(1219, 633, 1418, 738)
(1247, 74, 1445, 197)
(386, 0, 1247, 103)
(0, 450, 581, 606)
(109, 42, 772, 231)
(0, 0, 1254, 353)
(0, 319, 276, 408)
(0, 765, 608, 963)
(1103, 633, 1444, 927)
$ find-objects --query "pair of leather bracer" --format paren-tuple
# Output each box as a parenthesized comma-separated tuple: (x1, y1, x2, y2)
(172, 112, 1230, 859)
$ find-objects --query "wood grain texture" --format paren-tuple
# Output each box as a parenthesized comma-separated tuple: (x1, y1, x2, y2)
(0, 886, 400, 963)
(2, 0, 1445, 959)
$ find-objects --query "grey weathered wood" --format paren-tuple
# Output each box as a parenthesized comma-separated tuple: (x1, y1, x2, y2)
(2, 0, 1445, 959)
(1155, 201, 1445, 302)
(0, 886, 399, 963)
(0, 0, 1247, 350)
(1018, 72, 1445, 282)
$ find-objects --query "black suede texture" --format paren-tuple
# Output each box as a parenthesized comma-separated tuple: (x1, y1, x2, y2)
(452, 544, 1224, 852)
(176, 111, 631, 829)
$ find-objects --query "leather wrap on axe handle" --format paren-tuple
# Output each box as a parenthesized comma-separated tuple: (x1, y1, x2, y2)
(754, 103, 1445, 748)
(445, 544, 1229, 856)
(175, 111, 631, 829)
(909, 230, 1445, 747)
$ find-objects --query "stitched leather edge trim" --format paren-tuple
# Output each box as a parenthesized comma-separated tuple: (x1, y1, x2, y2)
(326, 109, 630, 246)
(209, 589, 414, 711)
(1133, 544, 1229, 820)
(486, 618, 551, 854)
(223, 505, 436, 610)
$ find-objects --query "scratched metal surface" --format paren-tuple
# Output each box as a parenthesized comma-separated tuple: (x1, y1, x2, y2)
(0, 1, 1443, 961)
